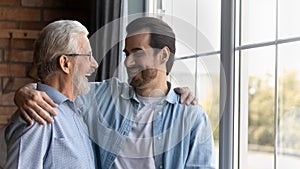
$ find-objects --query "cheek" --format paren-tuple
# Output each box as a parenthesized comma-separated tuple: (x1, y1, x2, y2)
(79, 63, 89, 72)
(142, 68, 157, 78)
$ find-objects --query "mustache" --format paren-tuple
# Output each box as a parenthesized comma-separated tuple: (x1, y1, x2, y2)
(87, 68, 97, 75)
(126, 65, 145, 74)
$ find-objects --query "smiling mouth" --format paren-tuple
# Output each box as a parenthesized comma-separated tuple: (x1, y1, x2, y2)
(85, 68, 96, 77)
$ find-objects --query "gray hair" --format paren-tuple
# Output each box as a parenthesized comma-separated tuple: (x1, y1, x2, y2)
(34, 20, 89, 80)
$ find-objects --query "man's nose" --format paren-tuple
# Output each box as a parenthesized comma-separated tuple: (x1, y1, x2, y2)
(90, 56, 98, 69)
(124, 54, 135, 68)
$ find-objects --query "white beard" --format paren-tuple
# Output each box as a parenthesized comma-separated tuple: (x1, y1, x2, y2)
(73, 66, 90, 95)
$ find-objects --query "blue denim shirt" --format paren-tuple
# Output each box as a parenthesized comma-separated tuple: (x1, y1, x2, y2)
(77, 78, 215, 169)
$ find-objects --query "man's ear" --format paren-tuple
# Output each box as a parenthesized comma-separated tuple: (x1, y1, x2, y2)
(58, 55, 72, 74)
(160, 46, 170, 64)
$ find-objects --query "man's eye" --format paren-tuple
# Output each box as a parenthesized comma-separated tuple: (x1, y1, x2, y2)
(123, 51, 129, 57)
(133, 51, 144, 57)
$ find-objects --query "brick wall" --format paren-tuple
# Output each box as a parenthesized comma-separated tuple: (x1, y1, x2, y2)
(0, 0, 91, 129)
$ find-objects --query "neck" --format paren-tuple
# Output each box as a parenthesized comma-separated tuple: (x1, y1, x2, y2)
(42, 74, 77, 101)
(135, 73, 169, 98)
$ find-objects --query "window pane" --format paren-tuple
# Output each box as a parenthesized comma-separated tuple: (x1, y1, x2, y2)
(241, 0, 276, 45)
(240, 46, 275, 169)
(196, 55, 220, 132)
(162, 1, 220, 168)
(163, 0, 220, 57)
(277, 42, 300, 169)
(278, 0, 300, 39)
(197, 55, 221, 168)
(169, 58, 196, 93)
(197, 0, 221, 52)
(163, 0, 197, 58)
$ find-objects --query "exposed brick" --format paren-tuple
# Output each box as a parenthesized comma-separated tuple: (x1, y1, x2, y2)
(3, 77, 34, 91)
(0, 39, 9, 48)
(21, 0, 43, 7)
(43, 9, 86, 22)
(0, 21, 17, 29)
(0, 92, 15, 106)
(0, 114, 13, 125)
(0, 63, 27, 76)
(5, 50, 33, 62)
(0, 49, 3, 62)
(0, 106, 17, 115)
(22, 0, 62, 7)
(22, 0, 89, 8)
(0, 0, 18, 6)
(0, 7, 40, 21)
(20, 22, 46, 30)
(12, 39, 35, 50)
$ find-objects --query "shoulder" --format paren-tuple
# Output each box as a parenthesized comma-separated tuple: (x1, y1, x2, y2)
(174, 103, 210, 126)
(5, 110, 52, 143)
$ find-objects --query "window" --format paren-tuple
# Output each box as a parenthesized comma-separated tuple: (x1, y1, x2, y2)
(237, 0, 300, 168)
(147, 0, 222, 167)
(146, 0, 300, 169)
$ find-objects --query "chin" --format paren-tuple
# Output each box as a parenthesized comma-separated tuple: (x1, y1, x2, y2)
(79, 82, 90, 95)
(73, 75, 90, 95)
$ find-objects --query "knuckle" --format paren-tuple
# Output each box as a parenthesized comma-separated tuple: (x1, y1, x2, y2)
(32, 94, 40, 101)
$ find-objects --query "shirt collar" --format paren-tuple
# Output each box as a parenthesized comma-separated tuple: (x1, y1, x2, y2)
(121, 81, 179, 104)
(164, 82, 180, 104)
(37, 82, 69, 105)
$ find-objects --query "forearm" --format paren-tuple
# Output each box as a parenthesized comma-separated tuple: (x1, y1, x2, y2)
(14, 82, 58, 125)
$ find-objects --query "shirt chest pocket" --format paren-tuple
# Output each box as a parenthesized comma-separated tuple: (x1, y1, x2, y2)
(51, 137, 86, 169)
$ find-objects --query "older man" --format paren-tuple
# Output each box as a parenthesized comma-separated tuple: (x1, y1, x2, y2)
(4, 20, 98, 169)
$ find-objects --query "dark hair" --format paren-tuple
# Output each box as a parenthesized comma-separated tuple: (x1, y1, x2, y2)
(126, 17, 176, 75)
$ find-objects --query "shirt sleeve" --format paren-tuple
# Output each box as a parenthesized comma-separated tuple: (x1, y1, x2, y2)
(185, 108, 216, 169)
(4, 111, 52, 169)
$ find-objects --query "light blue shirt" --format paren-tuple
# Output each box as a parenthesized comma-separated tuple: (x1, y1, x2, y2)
(77, 77, 215, 169)
(4, 83, 96, 169)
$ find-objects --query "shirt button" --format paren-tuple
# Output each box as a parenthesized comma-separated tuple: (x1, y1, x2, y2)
(159, 165, 163, 169)
(157, 136, 161, 140)
(158, 111, 162, 116)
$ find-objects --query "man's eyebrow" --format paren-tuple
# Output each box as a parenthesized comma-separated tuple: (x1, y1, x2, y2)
(123, 48, 143, 53)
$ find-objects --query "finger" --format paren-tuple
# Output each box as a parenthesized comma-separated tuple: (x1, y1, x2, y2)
(36, 106, 54, 124)
(185, 93, 196, 105)
(19, 107, 33, 125)
(40, 94, 58, 116)
(174, 87, 189, 103)
(41, 92, 58, 108)
(25, 106, 46, 125)
(30, 103, 55, 124)
(191, 98, 199, 105)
